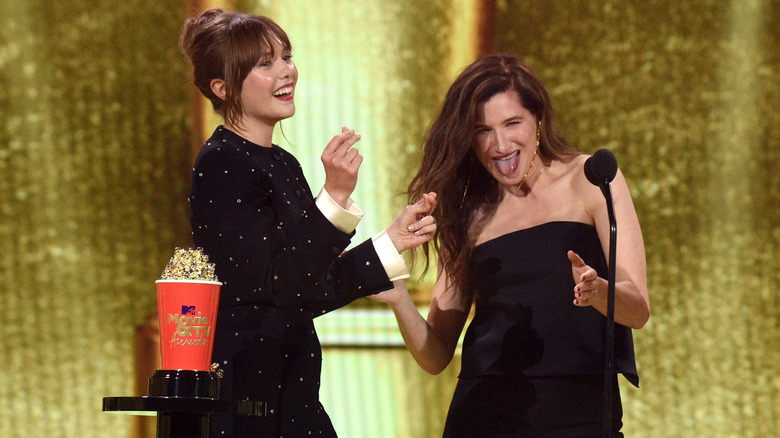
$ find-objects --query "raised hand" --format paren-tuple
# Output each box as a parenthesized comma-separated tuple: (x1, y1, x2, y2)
(568, 250, 600, 307)
(386, 192, 437, 253)
(321, 126, 362, 208)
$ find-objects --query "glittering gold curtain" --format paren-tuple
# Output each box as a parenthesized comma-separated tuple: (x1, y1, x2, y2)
(0, 1, 192, 437)
(494, 0, 780, 436)
(2, 0, 780, 437)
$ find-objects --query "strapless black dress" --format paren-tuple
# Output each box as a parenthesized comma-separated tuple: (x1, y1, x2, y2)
(442, 222, 638, 437)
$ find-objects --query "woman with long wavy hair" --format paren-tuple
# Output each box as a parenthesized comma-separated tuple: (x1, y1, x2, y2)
(372, 54, 649, 437)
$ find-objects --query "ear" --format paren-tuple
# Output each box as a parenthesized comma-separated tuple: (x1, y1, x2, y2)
(210, 78, 227, 100)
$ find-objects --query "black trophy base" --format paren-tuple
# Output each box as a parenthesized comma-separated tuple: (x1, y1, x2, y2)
(147, 369, 220, 438)
(102, 396, 267, 438)
(157, 410, 209, 438)
(148, 369, 221, 398)
(104, 370, 266, 438)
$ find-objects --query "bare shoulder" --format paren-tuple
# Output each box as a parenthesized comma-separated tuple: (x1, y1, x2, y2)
(556, 153, 609, 216)
(551, 153, 591, 188)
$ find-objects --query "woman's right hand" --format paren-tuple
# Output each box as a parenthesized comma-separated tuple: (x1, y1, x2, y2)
(386, 192, 437, 252)
(322, 126, 362, 208)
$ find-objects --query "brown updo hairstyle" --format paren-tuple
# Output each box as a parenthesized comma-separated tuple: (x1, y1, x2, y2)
(180, 8, 291, 128)
(407, 54, 576, 291)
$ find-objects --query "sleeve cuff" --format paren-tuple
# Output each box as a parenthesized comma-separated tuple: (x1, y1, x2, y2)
(315, 187, 364, 234)
(371, 229, 410, 281)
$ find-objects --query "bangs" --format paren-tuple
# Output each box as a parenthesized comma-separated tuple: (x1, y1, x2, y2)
(226, 16, 291, 70)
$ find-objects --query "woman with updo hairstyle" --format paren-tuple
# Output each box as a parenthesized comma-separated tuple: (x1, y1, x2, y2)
(371, 54, 649, 436)
(180, 8, 436, 437)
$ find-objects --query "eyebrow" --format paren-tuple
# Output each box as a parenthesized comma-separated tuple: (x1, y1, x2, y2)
(259, 46, 291, 59)
(474, 115, 524, 128)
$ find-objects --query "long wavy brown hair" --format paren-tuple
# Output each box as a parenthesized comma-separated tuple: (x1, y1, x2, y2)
(408, 54, 577, 291)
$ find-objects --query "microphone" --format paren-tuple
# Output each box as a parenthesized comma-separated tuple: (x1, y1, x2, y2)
(584, 148, 618, 186)
(584, 148, 618, 438)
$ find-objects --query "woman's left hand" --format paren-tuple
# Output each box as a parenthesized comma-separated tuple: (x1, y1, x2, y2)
(321, 126, 363, 208)
(568, 250, 601, 307)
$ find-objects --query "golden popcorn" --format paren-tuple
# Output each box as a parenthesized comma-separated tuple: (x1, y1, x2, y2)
(161, 247, 218, 281)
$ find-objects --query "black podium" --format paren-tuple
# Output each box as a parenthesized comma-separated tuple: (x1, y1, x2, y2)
(103, 370, 267, 438)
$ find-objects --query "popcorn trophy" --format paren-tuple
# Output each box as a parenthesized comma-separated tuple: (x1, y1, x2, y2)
(103, 248, 266, 438)
(149, 248, 223, 399)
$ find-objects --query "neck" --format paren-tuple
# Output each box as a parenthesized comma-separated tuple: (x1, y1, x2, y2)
(225, 119, 275, 148)
(501, 161, 543, 199)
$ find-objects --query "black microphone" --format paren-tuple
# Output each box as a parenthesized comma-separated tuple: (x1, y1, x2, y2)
(584, 148, 618, 186)
(584, 148, 619, 438)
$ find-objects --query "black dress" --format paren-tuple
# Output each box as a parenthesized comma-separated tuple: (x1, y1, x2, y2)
(443, 222, 638, 438)
(189, 127, 393, 437)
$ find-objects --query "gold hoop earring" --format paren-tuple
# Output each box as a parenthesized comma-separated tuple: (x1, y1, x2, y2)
(460, 155, 473, 209)
(516, 121, 541, 191)
(537, 120, 541, 147)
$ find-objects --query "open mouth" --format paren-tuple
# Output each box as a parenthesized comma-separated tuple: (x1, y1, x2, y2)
(272, 84, 294, 100)
(493, 151, 520, 176)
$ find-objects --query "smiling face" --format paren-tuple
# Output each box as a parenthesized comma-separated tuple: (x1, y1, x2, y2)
(472, 90, 539, 189)
(237, 37, 298, 132)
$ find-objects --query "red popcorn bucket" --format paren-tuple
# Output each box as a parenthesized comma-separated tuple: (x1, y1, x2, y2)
(156, 280, 221, 371)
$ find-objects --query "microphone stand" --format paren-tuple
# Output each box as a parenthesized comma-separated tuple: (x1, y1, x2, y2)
(600, 180, 617, 438)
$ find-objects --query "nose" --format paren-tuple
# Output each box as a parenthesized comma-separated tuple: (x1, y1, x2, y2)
(494, 131, 511, 154)
(279, 59, 296, 80)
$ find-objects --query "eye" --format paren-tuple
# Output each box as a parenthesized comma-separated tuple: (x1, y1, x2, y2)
(283, 54, 293, 62)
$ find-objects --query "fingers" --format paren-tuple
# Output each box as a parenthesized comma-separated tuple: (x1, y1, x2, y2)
(345, 145, 361, 161)
(406, 198, 436, 234)
(573, 269, 598, 306)
(414, 192, 437, 205)
(412, 192, 436, 206)
(423, 192, 437, 211)
(339, 133, 361, 158)
(412, 192, 438, 219)
(573, 277, 598, 305)
(322, 129, 362, 173)
(408, 192, 437, 234)
(567, 250, 585, 267)
(408, 214, 436, 235)
(323, 126, 361, 159)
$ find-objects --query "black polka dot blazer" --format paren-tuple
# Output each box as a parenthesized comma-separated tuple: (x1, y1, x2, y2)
(190, 126, 393, 437)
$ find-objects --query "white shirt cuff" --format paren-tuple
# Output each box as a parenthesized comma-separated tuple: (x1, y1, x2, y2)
(371, 229, 410, 281)
(315, 187, 363, 234)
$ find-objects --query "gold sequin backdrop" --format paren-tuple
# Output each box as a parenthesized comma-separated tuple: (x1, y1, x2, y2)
(1, 0, 778, 437)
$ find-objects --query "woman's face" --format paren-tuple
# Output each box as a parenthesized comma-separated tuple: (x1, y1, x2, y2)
(472, 90, 538, 188)
(239, 37, 298, 129)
